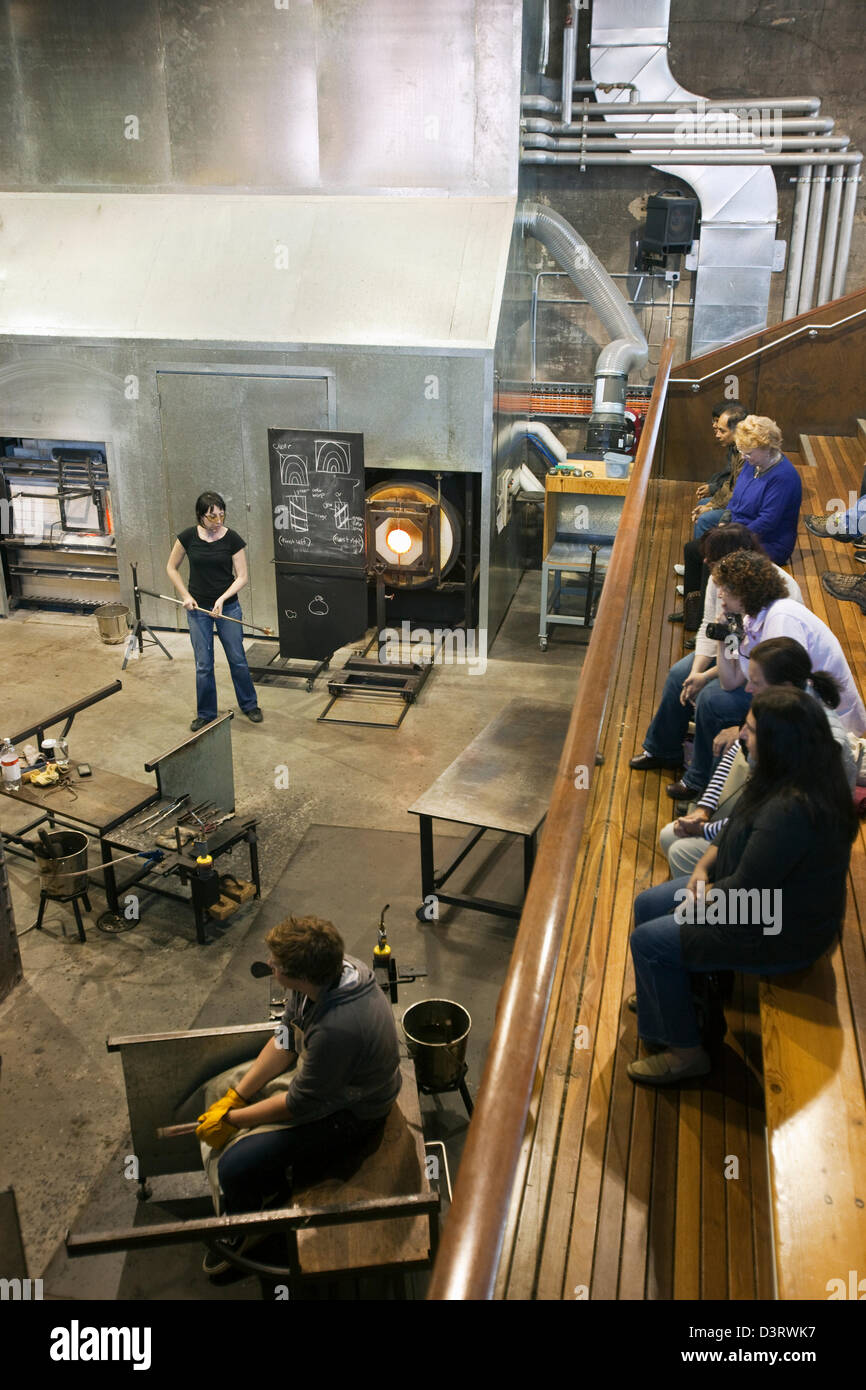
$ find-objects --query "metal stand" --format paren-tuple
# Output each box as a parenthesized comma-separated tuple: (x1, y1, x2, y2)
(123, 563, 173, 670)
(33, 885, 91, 943)
(417, 1063, 474, 1118)
(245, 642, 328, 692)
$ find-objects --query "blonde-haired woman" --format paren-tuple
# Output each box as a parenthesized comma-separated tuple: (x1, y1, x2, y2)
(718, 415, 801, 564)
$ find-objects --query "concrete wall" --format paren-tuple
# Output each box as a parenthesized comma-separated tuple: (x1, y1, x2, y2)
(0, 340, 491, 632)
(522, 0, 866, 385)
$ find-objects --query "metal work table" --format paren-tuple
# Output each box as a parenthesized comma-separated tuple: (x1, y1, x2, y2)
(408, 700, 572, 920)
(100, 815, 260, 946)
(1, 765, 159, 847)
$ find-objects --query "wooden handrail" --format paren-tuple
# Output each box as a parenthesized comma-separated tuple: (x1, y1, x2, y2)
(427, 339, 675, 1301)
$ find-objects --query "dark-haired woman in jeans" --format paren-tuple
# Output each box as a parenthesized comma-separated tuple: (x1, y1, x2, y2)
(166, 490, 262, 731)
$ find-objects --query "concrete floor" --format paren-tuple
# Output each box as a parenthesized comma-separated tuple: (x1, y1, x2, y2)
(0, 571, 587, 1290)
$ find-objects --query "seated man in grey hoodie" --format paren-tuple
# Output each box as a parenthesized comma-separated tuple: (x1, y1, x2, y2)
(197, 914, 401, 1223)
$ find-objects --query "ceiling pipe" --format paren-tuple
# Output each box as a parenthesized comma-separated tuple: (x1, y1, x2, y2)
(832, 168, 862, 300)
(817, 164, 845, 305)
(522, 115, 837, 136)
(561, 5, 576, 128)
(521, 95, 823, 116)
(798, 165, 827, 313)
(517, 202, 647, 453)
(522, 133, 849, 152)
(783, 167, 813, 320)
(520, 149, 863, 167)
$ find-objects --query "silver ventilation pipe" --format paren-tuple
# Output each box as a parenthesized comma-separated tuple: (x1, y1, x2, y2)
(523, 115, 838, 136)
(818, 165, 845, 304)
(798, 165, 827, 313)
(561, 6, 576, 127)
(522, 133, 848, 152)
(538, 0, 550, 75)
(517, 202, 647, 452)
(783, 167, 812, 319)
(520, 149, 862, 167)
(832, 167, 862, 300)
(521, 95, 824, 116)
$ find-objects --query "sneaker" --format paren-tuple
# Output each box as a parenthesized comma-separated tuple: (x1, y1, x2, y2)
(673, 563, 685, 576)
(676, 584, 684, 596)
(244, 708, 264, 723)
(821, 571, 866, 613)
(190, 716, 211, 732)
(627, 1049, 711, 1087)
(805, 513, 853, 542)
(202, 1230, 267, 1277)
(856, 551, 866, 565)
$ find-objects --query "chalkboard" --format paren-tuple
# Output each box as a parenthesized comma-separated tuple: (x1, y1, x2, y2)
(268, 428, 366, 571)
(275, 569, 368, 661)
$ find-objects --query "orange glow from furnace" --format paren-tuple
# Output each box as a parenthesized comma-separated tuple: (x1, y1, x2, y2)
(386, 527, 412, 555)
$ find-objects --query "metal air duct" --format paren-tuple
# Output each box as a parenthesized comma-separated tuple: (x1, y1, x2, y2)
(517, 202, 648, 452)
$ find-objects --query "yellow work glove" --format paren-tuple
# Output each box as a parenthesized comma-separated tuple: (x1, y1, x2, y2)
(195, 1086, 247, 1150)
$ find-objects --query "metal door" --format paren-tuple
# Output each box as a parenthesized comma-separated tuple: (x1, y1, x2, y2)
(158, 371, 330, 632)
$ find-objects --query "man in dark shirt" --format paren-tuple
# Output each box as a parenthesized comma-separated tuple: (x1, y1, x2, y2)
(166, 490, 262, 730)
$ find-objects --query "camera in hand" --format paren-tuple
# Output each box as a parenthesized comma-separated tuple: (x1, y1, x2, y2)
(705, 613, 744, 642)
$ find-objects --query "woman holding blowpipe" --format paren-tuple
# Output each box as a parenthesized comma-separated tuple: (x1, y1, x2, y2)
(166, 491, 263, 731)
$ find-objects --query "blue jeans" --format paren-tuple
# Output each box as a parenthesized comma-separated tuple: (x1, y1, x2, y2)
(643, 655, 751, 794)
(631, 877, 828, 1049)
(187, 599, 258, 721)
(218, 1109, 387, 1214)
(693, 507, 725, 539)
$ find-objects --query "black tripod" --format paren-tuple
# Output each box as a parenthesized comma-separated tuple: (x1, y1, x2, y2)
(122, 562, 173, 670)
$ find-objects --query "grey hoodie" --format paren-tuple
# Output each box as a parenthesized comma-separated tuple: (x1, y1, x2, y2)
(281, 956, 402, 1123)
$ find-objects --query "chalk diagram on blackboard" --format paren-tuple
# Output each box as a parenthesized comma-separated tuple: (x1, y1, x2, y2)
(289, 496, 309, 533)
(315, 439, 352, 475)
(278, 451, 310, 490)
(308, 594, 330, 617)
(283, 609, 297, 620)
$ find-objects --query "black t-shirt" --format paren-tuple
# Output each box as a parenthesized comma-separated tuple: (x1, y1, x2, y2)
(177, 526, 246, 608)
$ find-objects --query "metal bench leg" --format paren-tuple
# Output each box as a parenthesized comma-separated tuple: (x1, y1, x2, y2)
(71, 896, 88, 944)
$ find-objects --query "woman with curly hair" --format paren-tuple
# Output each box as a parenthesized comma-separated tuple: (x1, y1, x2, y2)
(630, 527, 801, 797)
(713, 550, 866, 735)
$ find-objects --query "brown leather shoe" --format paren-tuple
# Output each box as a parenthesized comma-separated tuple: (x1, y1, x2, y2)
(666, 779, 694, 799)
(629, 752, 682, 771)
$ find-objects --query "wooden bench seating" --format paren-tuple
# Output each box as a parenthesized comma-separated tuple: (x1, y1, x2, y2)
(759, 435, 866, 1300)
(496, 446, 866, 1301)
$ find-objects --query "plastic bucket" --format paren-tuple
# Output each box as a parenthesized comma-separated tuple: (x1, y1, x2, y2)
(33, 830, 89, 896)
(401, 999, 471, 1090)
(95, 603, 130, 644)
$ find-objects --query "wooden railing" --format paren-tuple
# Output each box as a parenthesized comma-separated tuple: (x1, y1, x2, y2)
(663, 285, 866, 482)
(428, 339, 675, 1301)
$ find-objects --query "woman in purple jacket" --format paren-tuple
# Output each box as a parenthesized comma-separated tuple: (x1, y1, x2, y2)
(721, 415, 802, 564)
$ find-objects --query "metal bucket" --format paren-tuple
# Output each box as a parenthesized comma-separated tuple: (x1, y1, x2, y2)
(95, 603, 130, 644)
(402, 999, 471, 1090)
(33, 830, 89, 897)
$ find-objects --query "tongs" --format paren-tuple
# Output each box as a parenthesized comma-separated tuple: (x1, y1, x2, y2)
(130, 794, 189, 831)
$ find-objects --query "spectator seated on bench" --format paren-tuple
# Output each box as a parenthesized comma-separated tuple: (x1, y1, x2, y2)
(196, 914, 401, 1276)
(659, 637, 857, 874)
(630, 526, 801, 794)
(626, 688, 857, 1088)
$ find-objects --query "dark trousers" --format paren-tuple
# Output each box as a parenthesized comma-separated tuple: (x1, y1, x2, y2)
(683, 539, 710, 607)
(218, 1109, 387, 1214)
